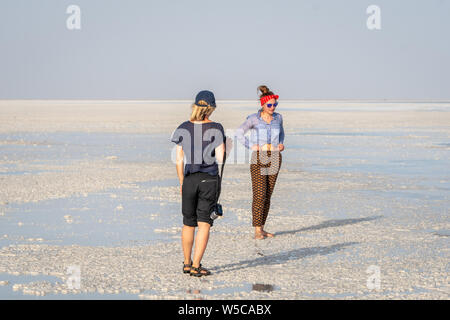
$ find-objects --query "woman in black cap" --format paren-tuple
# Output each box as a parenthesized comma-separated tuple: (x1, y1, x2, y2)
(170, 90, 226, 277)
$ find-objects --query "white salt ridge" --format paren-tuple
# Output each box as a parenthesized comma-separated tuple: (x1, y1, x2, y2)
(154, 227, 181, 234)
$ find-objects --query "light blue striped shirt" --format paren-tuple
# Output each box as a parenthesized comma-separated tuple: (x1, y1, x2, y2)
(236, 110, 285, 149)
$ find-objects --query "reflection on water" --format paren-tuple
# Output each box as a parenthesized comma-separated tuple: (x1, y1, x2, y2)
(186, 288, 203, 300)
(182, 282, 278, 298)
(186, 289, 201, 295)
(252, 283, 274, 292)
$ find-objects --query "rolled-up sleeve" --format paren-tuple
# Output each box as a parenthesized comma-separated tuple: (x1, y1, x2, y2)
(279, 114, 285, 144)
(170, 128, 182, 145)
(236, 116, 254, 149)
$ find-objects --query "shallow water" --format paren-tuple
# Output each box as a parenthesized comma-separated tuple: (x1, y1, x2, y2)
(0, 131, 171, 164)
(0, 273, 138, 300)
(0, 183, 181, 247)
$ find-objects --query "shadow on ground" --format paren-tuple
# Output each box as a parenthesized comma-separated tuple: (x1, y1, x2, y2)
(212, 242, 358, 274)
(275, 215, 383, 237)
(211, 217, 383, 274)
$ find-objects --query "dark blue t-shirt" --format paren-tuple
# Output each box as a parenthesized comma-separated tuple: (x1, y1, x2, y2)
(170, 121, 226, 176)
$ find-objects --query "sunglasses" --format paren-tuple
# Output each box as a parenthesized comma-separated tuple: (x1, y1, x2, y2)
(266, 102, 278, 108)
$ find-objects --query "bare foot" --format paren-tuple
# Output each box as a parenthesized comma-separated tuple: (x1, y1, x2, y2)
(254, 232, 266, 240)
(262, 230, 275, 238)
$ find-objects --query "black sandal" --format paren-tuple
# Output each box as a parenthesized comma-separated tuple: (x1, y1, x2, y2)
(190, 264, 211, 277)
(183, 261, 192, 274)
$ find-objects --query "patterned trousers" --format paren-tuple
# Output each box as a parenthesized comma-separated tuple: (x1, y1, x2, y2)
(250, 150, 282, 227)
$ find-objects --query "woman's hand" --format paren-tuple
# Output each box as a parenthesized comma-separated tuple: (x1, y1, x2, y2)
(278, 144, 285, 152)
(225, 136, 233, 159)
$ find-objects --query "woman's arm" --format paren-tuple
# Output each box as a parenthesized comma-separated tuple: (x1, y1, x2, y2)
(278, 114, 285, 151)
(176, 145, 184, 194)
(279, 114, 285, 144)
(215, 142, 225, 166)
(235, 116, 254, 149)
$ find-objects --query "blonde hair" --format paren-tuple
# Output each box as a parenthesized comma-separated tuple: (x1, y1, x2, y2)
(189, 100, 216, 121)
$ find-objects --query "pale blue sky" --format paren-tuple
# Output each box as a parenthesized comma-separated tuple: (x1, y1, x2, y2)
(0, 0, 449, 100)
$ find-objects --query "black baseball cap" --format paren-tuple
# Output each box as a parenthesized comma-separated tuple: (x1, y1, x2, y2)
(195, 90, 216, 107)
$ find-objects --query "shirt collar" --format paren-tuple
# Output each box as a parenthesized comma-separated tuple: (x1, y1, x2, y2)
(257, 109, 262, 120)
(257, 110, 277, 121)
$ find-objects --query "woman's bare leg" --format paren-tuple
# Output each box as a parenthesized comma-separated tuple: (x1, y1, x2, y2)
(182, 225, 195, 265)
(192, 222, 210, 268)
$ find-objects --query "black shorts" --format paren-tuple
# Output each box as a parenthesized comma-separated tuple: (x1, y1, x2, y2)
(182, 172, 219, 227)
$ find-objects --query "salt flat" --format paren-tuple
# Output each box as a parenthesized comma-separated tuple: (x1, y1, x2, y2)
(0, 100, 449, 299)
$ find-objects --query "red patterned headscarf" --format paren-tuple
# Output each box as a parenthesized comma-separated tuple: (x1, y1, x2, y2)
(260, 94, 279, 106)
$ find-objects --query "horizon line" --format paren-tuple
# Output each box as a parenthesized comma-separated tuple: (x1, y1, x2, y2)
(1, 99, 450, 103)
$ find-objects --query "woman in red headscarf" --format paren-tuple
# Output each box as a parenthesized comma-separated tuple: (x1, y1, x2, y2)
(236, 85, 285, 239)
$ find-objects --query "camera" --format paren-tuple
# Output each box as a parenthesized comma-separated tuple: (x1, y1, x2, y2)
(210, 203, 223, 220)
